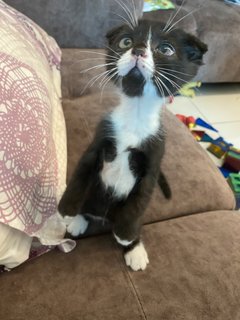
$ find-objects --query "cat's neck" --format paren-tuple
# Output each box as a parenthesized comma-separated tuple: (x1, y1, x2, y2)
(111, 81, 164, 150)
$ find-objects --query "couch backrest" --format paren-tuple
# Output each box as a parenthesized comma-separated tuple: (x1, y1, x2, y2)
(4, 0, 144, 48)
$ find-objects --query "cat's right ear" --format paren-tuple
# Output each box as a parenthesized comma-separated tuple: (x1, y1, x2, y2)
(106, 26, 124, 45)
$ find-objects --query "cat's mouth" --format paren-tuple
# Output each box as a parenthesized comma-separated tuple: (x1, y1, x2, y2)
(121, 65, 146, 97)
(126, 65, 143, 79)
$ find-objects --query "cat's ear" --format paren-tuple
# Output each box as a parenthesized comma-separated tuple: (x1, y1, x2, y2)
(184, 34, 208, 65)
(106, 26, 124, 45)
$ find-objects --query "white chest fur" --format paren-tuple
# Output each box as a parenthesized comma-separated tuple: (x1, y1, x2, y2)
(100, 82, 163, 198)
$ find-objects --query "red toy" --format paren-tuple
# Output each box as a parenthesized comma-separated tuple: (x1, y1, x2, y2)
(176, 114, 196, 129)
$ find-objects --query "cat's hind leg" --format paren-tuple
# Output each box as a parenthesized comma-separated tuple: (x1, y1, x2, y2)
(113, 214, 149, 271)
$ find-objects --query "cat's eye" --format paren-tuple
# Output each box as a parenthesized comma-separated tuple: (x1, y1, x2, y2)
(156, 43, 175, 56)
(119, 37, 133, 49)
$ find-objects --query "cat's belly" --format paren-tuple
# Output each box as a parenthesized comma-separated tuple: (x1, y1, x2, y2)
(100, 150, 136, 199)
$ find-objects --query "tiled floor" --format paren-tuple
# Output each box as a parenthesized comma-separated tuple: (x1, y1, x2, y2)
(167, 83, 240, 148)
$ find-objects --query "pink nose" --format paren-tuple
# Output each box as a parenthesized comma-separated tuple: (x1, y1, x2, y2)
(132, 47, 147, 58)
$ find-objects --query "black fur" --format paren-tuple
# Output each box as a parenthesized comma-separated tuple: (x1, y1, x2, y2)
(106, 19, 207, 97)
(59, 117, 165, 241)
(59, 19, 207, 264)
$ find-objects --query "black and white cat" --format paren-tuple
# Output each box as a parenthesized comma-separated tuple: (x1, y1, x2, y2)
(58, 19, 207, 271)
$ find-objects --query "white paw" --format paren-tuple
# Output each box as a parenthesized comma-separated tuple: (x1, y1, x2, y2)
(124, 242, 149, 271)
(64, 214, 89, 237)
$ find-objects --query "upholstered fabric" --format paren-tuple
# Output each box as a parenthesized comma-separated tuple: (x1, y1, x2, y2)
(1, 211, 240, 319)
(0, 0, 70, 267)
(4, 0, 144, 48)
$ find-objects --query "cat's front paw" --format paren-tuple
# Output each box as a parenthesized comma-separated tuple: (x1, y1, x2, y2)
(124, 242, 149, 271)
(64, 214, 89, 237)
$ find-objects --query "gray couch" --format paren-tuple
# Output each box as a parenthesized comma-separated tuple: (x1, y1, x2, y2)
(1, 1, 240, 320)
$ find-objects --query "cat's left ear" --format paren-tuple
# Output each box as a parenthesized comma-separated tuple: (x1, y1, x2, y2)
(184, 34, 208, 65)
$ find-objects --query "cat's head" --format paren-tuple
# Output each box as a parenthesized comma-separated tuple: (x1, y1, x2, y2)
(106, 20, 207, 97)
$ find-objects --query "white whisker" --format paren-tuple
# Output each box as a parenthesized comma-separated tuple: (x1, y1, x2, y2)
(131, 0, 138, 27)
(155, 75, 174, 97)
(111, 11, 134, 30)
(119, 0, 137, 27)
(113, 0, 135, 28)
(104, 45, 121, 57)
(163, 0, 186, 32)
(157, 69, 189, 84)
(100, 71, 119, 102)
(81, 68, 117, 94)
(154, 76, 166, 105)
(99, 68, 118, 87)
(166, 5, 205, 33)
(157, 67, 194, 77)
(78, 50, 118, 60)
(80, 62, 116, 74)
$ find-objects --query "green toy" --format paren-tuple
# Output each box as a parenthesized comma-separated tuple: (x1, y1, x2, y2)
(228, 173, 240, 193)
(228, 173, 240, 209)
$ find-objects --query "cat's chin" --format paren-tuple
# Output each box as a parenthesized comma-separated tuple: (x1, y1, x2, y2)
(126, 66, 143, 79)
(122, 66, 146, 97)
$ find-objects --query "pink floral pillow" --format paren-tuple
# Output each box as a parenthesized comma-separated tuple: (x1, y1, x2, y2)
(0, 0, 72, 263)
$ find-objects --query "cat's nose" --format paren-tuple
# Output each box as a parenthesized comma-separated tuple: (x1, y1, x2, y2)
(132, 47, 147, 58)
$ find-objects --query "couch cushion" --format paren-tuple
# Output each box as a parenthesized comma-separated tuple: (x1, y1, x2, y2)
(61, 49, 116, 99)
(129, 211, 240, 320)
(1, 210, 240, 319)
(62, 93, 235, 233)
(0, 233, 146, 320)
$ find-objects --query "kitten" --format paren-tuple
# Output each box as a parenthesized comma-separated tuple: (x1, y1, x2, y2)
(58, 19, 207, 271)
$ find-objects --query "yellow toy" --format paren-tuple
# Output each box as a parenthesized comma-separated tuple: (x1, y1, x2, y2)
(178, 81, 201, 98)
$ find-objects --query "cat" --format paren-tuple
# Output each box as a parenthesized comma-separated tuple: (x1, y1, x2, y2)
(58, 19, 207, 271)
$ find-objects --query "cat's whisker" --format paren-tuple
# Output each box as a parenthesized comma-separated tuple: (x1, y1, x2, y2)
(100, 69, 118, 89)
(130, 0, 138, 27)
(156, 71, 182, 92)
(67, 57, 118, 68)
(161, 74, 182, 92)
(162, 11, 175, 33)
(100, 71, 119, 102)
(155, 75, 174, 98)
(154, 76, 166, 106)
(111, 12, 134, 30)
(113, 0, 135, 28)
(81, 68, 117, 94)
(78, 50, 118, 60)
(165, 4, 206, 34)
(155, 63, 185, 68)
(81, 72, 110, 95)
(120, 0, 137, 27)
(80, 62, 116, 74)
(99, 68, 118, 87)
(157, 69, 189, 84)
(157, 67, 194, 77)
(104, 45, 121, 58)
(160, 75, 203, 109)
(163, 0, 186, 32)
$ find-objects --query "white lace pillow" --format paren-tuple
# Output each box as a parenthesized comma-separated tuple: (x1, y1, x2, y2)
(0, 0, 72, 266)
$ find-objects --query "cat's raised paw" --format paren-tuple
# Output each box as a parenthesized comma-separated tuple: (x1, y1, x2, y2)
(64, 214, 89, 237)
(124, 242, 149, 271)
